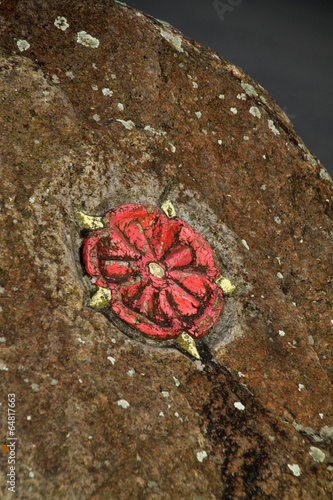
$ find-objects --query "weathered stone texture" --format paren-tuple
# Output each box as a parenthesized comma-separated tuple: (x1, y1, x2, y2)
(0, 1, 332, 498)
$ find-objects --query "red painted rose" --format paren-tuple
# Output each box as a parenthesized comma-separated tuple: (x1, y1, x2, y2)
(82, 204, 223, 340)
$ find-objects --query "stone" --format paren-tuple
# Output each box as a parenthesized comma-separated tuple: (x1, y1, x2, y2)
(0, 1, 332, 498)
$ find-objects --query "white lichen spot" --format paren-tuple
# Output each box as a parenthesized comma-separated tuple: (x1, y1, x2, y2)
(92, 114, 100, 122)
(159, 412, 165, 417)
(279, 330, 286, 337)
(192, 81, 198, 89)
(249, 106, 261, 119)
(195, 111, 202, 119)
(308, 335, 315, 346)
(305, 153, 316, 166)
(309, 447, 325, 463)
(162, 391, 169, 398)
(238, 372, 245, 378)
(174, 412, 179, 417)
(117, 399, 130, 409)
(319, 413, 324, 419)
(29, 196, 35, 204)
(173, 376, 180, 387)
(52, 74, 60, 84)
(268, 119, 280, 136)
(277, 272, 284, 279)
(263, 154, 267, 159)
(0, 362, 9, 371)
(237, 93, 246, 100)
(243, 135, 250, 141)
(65, 71, 75, 79)
(234, 402, 245, 411)
(77, 31, 100, 48)
(102, 87, 113, 97)
(127, 368, 135, 377)
(117, 103, 124, 111)
(218, 94, 225, 100)
(298, 383, 305, 392)
(169, 143, 176, 153)
(230, 107, 238, 114)
(0, 337, 6, 343)
(241, 81, 258, 97)
(288, 464, 301, 477)
(242, 239, 250, 250)
(274, 216, 282, 224)
(195, 360, 205, 371)
(197, 451, 208, 462)
(27, 415, 32, 421)
(320, 168, 331, 181)
(202, 129, 208, 135)
(116, 119, 135, 130)
(144, 125, 167, 137)
(17, 39, 30, 52)
(110, 73, 116, 79)
(218, 139, 222, 145)
(91, 84, 98, 91)
(54, 16, 69, 31)
(160, 29, 184, 52)
(77, 337, 86, 344)
(107, 356, 115, 365)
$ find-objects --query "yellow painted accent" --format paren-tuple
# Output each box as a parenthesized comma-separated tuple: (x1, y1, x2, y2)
(89, 287, 112, 309)
(76, 211, 104, 229)
(178, 332, 200, 359)
(161, 199, 176, 218)
(215, 276, 236, 295)
(149, 262, 165, 278)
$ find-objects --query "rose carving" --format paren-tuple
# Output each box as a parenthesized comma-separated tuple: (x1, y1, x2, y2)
(82, 204, 224, 340)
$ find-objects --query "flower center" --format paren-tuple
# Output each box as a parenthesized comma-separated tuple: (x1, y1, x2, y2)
(148, 262, 165, 279)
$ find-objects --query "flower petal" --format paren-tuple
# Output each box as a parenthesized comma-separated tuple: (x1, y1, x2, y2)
(150, 217, 179, 260)
(158, 289, 176, 322)
(97, 230, 140, 261)
(179, 225, 215, 275)
(99, 260, 139, 282)
(131, 284, 156, 319)
(186, 291, 224, 338)
(111, 288, 179, 339)
(117, 218, 154, 256)
(169, 270, 213, 298)
(167, 283, 200, 317)
(119, 276, 145, 305)
(163, 245, 193, 269)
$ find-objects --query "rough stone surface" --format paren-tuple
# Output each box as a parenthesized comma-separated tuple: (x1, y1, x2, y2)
(0, 1, 332, 498)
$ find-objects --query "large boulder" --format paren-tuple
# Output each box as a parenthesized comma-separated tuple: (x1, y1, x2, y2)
(0, 1, 332, 498)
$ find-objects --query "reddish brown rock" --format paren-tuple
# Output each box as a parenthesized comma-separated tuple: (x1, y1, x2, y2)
(0, 1, 332, 498)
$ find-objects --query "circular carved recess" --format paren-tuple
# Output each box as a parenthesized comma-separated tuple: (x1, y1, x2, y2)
(82, 204, 224, 340)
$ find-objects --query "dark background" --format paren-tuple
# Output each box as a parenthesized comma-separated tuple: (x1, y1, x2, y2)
(124, 0, 333, 177)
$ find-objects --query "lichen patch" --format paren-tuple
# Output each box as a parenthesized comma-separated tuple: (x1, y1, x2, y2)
(54, 16, 69, 31)
(77, 31, 100, 48)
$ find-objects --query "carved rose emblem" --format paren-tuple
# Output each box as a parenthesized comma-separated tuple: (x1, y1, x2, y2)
(82, 204, 224, 340)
